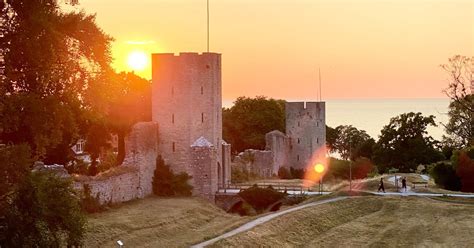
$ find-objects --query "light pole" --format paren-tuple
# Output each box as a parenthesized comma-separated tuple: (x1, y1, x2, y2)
(349, 137, 352, 191)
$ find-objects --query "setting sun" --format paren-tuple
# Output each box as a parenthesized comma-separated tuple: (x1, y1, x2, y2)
(127, 51, 148, 71)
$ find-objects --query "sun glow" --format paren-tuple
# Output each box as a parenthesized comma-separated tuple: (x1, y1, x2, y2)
(127, 51, 148, 71)
(314, 163, 325, 173)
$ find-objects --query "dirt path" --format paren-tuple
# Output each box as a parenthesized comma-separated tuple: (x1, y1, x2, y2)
(191, 196, 349, 248)
(210, 196, 474, 247)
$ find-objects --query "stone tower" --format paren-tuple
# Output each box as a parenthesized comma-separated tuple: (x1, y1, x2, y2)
(285, 102, 326, 169)
(151, 52, 226, 200)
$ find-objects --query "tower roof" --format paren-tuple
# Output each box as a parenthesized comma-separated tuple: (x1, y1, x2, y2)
(191, 136, 214, 147)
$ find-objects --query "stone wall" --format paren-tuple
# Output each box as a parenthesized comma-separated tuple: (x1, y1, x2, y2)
(285, 102, 326, 169)
(222, 140, 232, 186)
(265, 130, 290, 173)
(190, 137, 218, 201)
(233, 149, 274, 178)
(73, 122, 159, 204)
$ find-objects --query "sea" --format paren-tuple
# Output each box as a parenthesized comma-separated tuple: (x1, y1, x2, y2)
(223, 98, 450, 141)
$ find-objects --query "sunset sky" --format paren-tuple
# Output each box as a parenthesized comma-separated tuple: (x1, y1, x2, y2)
(70, 0, 473, 101)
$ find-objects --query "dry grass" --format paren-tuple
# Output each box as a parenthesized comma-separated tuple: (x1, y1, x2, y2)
(211, 196, 474, 247)
(84, 196, 250, 247)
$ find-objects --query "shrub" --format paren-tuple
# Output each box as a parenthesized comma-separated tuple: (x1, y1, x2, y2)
(4, 171, 86, 247)
(152, 155, 193, 196)
(290, 167, 305, 179)
(238, 185, 286, 213)
(454, 148, 474, 192)
(429, 161, 461, 191)
(231, 166, 260, 183)
(277, 167, 291, 179)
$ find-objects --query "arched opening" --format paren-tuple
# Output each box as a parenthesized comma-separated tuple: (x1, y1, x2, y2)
(217, 162, 222, 188)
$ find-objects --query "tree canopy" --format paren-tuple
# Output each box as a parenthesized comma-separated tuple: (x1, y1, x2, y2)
(327, 125, 375, 160)
(373, 112, 444, 172)
(223, 96, 285, 153)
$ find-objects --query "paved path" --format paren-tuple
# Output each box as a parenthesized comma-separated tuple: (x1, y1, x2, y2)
(217, 189, 331, 196)
(191, 196, 349, 248)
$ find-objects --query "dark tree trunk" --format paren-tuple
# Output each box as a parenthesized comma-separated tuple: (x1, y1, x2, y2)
(117, 130, 126, 165)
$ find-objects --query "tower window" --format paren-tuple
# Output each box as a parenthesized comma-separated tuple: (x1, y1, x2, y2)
(317, 121, 319, 127)
(201, 86, 204, 95)
(297, 138, 300, 144)
(297, 155, 300, 161)
(172, 114, 174, 124)
(201, 113, 204, 123)
(317, 137, 319, 144)
(171, 87, 174, 96)
(172, 142, 176, 152)
(298, 121, 300, 127)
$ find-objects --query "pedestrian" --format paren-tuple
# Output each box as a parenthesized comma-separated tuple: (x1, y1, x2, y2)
(402, 177, 407, 193)
(378, 178, 385, 193)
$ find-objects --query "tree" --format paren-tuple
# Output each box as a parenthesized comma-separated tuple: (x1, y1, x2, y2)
(108, 72, 151, 165)
(443, 94, 474, 148)
(4, 171, 86, 247)
(223, 96, 285, 153)
(0, 0, 113, 161)
(326, 125, 338, 152)
(373, 112, 444, 172)
(152, 155, 192, 196)
(453, 147, 474, 192)
(329, 125, 374, 160)
(441, 55, 474, 114)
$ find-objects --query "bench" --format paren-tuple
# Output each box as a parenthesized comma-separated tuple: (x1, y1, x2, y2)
(412, 181, 428, 189)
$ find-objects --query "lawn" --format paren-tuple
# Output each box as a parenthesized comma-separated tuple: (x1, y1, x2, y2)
(84, 196, 250, 247)
(210, 196, 474, 247)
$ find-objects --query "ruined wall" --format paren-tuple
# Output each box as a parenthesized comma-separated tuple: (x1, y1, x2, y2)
(73, 122, 159, 204)
(151, 52, 222, 177)
(265, 130, 290, 173)
(222, 140, 231, 186)
(190, 137, 218, 201)
(285, 102, 326, 169)
(233, 149, 274, 178)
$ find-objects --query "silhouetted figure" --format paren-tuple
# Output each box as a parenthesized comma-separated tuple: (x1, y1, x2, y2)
(402, 177, 407, 192)
(378, 178, 385, 193)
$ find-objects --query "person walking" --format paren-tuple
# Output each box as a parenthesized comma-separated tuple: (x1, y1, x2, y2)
(378, 178, 385, 193)
(402, 177, 407, 193)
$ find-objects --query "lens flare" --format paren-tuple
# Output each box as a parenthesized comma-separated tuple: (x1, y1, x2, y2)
(127, 51, 148, 71)
(314, 163, 325, 173)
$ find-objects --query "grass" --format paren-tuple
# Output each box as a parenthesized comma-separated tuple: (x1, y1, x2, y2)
(84, 196, 251, 247)
(210, 196, 474, 247)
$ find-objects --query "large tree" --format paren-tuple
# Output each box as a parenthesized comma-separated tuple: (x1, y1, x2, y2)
(0, 0, 113, 161)
(443, 95, 474, 148)
(223, 96, 285, 153)
(327, 125, 375, 161)
(373, 112, 444, 172)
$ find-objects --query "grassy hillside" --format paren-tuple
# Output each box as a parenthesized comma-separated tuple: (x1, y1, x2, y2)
(84, 197, 250, 247)
(211, 196, 474, 247)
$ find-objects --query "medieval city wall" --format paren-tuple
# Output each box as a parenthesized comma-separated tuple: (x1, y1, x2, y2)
(73, 122, 159, 204)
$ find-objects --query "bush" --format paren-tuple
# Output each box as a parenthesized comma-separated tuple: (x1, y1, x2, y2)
(152, 155, 193, 196)
(277, 167, 291, 179)
(238, 185, 286, 213)
(429, 161, 461, 191)
(4, 171, 86, 247)
(290, 167, 305, 179)
(231, 166, 260, 183)
(454, 148, 474, 192)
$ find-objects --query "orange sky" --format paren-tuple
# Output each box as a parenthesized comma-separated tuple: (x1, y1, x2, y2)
(70, 0, 473, 100)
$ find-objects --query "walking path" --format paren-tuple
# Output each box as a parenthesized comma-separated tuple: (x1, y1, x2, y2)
(191, 196, 349, 248)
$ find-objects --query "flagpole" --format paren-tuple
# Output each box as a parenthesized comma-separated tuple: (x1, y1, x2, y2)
(207, 0, 210, 52)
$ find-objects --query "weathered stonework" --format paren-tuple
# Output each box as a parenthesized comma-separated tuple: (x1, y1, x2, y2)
(286, 102, 326, 169)
(73, 122, 158, 204)
(190, 137, 218, 201)
(231, 101, 326, 178)
(152, 52, 229, 200)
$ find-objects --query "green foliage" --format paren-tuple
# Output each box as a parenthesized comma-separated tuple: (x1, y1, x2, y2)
(429, 161, 461, 191)
(329, 125, 374, 160)
(223, 96, 285, 153)
(231, 166, 261, 183)
(324, 157, 375, 180)
(0, 144, 32, 207)
(0, 0, 113, 161)
(277, 167, 292, 179)
(373, 112, 444, 173)
(290, 167, 305, 179)
(152, 155, 193, 196)
(80, 184, 104, 213)
(238, 185, 286, 213)
(443, 95, 474, 148)
(4, 171, 86, 247)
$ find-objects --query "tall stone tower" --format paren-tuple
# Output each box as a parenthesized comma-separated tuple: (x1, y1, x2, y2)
(285, 102, 326, 169)
(151, 52, 224, 200)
